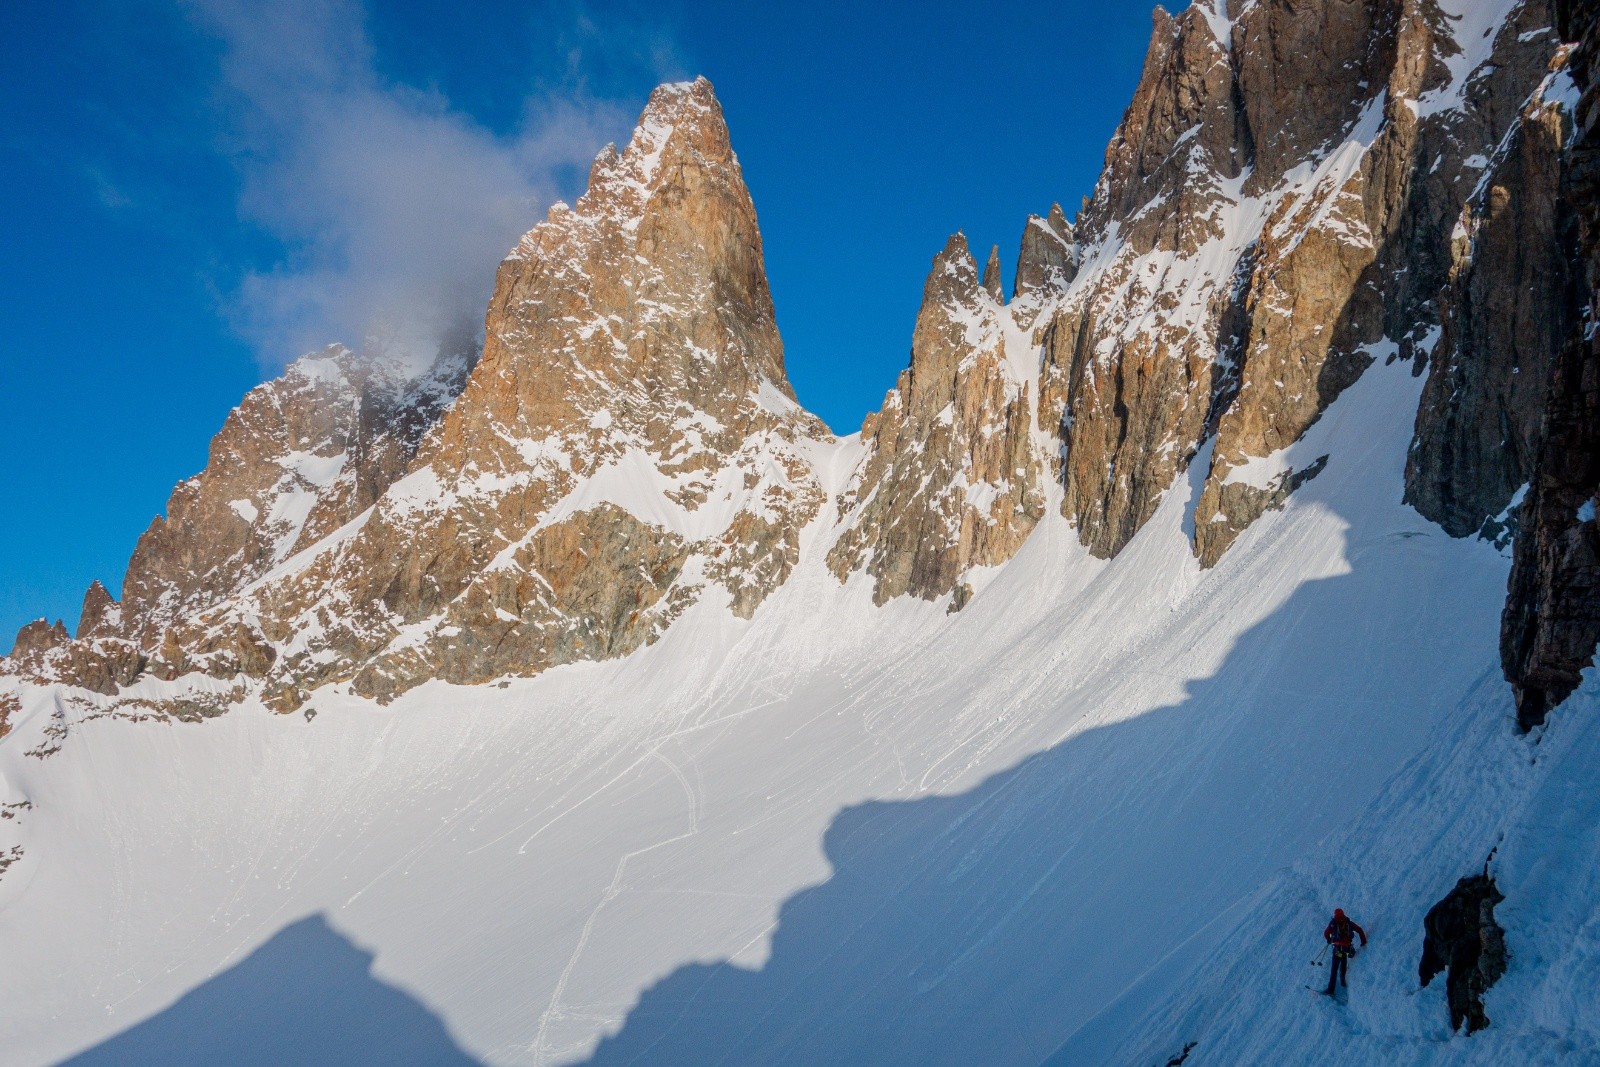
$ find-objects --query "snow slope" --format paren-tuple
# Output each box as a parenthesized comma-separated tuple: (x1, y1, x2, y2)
(6, 339, 1592, 1067)
(1061, 668, 1600, 1067)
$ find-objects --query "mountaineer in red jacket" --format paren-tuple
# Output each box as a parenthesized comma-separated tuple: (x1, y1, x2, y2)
(1323, 908, 1368, 996)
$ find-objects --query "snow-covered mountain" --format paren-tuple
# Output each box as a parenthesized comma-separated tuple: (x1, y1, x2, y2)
(2, 1, 1598, 1064)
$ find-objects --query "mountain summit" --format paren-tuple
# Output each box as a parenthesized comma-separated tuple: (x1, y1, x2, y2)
(19, 78, 833, 709)
(5, 15, 1593, 722)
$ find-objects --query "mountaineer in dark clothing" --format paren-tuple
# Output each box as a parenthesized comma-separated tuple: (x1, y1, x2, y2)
(1324, 908, 1368, 996)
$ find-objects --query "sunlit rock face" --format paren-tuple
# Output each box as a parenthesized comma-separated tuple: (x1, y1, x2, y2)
(829, 234, 1047, 606)
(117, 340, 478, 646)
(5, 2, 1588, 717)
(12, 78, 828, 711)
(834, 0, 1567, 585)
(1029, 0, 1565, 565)
(265, 76, 830, 707)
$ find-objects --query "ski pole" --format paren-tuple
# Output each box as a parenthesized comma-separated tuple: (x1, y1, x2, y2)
(1312, 944, 1328, 967)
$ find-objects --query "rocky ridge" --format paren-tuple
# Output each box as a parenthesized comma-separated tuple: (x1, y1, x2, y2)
(1037, 0, 1567, 565)
(5, 4, 1596, 725)
(119, 337, 478, 648)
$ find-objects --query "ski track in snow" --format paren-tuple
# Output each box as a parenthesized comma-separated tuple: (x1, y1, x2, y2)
(0, 352, 1595, 1066)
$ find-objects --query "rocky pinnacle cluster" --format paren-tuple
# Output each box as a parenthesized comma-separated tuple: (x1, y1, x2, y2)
(7, 2, 1597, 724)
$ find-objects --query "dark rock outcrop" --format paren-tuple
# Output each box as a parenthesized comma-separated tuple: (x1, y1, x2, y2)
(1502, 0, 1600, 728)
(1420, 874, 1508, 1034)
(1163, 1041, 1197, 1067)
(9, 619, 69, 661)
(1407, 89, 1580, 538)
(75, 580, 121, 640)
(981, 244, 1004, 301)
(1012, 204, 1077, 299)
(276, 76, 828, 705)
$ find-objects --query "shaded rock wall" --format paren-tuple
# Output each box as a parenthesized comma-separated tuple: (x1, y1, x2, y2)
(1408, 88, 1581, 537)
(1502, 0, 1600, 728)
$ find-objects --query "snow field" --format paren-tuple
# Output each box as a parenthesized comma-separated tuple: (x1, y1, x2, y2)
(3, 352, 1577, 1065)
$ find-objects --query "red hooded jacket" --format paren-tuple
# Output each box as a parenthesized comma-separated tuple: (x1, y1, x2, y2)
(1324, 911, 1367, 949)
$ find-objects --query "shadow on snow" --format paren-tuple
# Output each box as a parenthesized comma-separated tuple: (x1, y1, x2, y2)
(576, 515, 1483, 1065)
(58, 913, 482, 1067)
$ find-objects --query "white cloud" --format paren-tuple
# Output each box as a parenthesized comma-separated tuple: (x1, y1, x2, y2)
(186, 0, 668, 371)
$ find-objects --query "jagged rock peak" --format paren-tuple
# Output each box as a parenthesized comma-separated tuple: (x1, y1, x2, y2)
(981, 244, 1004, 301)
(1013, 203, 1077, 299)
(509, 76, 742, 257)
(3, 74, 826, 713)
(116, 338, 476, 644)
(149, 73, 832, 708)
(827, 227, 1046, 604)
(9, 619, 68, 660)
(910, 233, 999, 389)
(76, 581, 120, 641)
(482, 74, 801, 427)
(923, 233, 987, 310)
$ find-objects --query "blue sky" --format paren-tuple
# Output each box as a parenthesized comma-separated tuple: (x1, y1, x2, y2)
(0, 0, 1163, 642)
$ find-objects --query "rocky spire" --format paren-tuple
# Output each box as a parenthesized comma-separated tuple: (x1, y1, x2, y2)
(9, 619, 68, 661)
(13, 76, 834, 711)
(828, 233, 1045, 605)
(1013, 204, 1077, 299)
(981, 244, 1004, 302)
(155, 76, 829, 709)
(76, 581, 120, 641)
(465, 77, 802, 429)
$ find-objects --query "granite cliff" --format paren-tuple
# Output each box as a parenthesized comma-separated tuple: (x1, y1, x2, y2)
(6, 2, 1596, 728)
